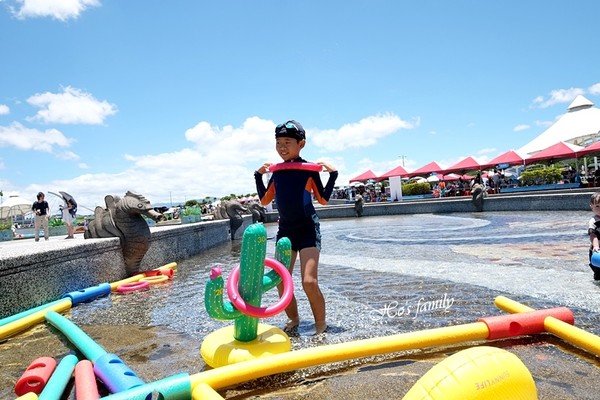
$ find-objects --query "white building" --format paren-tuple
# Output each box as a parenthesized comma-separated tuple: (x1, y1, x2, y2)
(517, 95, 600, 157)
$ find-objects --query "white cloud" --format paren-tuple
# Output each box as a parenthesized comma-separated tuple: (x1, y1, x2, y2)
(12, 114, 418, 209)
(11, 0, 101, 21)
(589, 83, 600, 96)
(184, 116, 280, 165)
(0, 104, 9, 115)
(27, 86, 117, 125)
(57, 150, 80, 161)
(311, 114, 416, 152)
(513, 124, 529, 132)
(0, 122, 72, 152)
(531, 87, 585, 109)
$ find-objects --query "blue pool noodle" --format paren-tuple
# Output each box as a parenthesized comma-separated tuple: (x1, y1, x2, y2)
(100, 373, 191, 400)
(38, 354, 78, 400)
(93, 353, 145, 394)
(63, 283, 112, 305)
(0, 282, 111, 327)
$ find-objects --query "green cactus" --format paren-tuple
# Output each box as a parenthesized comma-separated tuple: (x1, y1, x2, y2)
(205, 223, 292, 342)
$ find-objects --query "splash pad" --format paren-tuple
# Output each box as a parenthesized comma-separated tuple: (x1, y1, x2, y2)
(3, 213, 600, 398)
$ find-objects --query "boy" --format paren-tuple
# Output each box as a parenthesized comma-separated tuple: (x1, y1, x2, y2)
(31, 192, 50, 241)
(588, 192, 600, 280)
(254, 120, 338, 335)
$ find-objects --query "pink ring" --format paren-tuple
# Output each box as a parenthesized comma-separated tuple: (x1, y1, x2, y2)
(116, 281, 150, 293)
(226, 258, 293, 318)
(268, 162, 322, 173)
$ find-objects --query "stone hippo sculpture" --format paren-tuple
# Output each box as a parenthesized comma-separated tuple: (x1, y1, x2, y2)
(212, 199, 249, 238)
(471, 183, 486, 212)
(246, 202, 266, 223)
(84, 191, 165, 275)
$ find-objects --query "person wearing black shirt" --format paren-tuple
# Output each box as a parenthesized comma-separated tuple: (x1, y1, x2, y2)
(31, 192, 50, 241)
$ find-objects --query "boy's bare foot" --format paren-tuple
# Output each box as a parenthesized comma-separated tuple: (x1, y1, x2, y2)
(314, 321, 327, 335)
(283, 318, 300, 332)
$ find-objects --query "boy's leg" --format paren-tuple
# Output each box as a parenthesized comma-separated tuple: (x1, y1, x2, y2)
(299, 247, 326, 334)
(34, 215, 40, 241)
(42, 216, 49, 240)
(278, 251, 299, 330)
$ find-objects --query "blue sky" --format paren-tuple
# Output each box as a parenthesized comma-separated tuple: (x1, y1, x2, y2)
(1, 0, 599, 212)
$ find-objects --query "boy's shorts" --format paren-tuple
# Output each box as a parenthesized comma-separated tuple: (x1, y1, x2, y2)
(277, 222, 321, 252)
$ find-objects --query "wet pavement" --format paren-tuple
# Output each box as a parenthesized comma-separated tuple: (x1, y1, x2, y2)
(2, 211, 600, 399)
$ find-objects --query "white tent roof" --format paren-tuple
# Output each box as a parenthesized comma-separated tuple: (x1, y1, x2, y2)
(517, 95, 600, 157)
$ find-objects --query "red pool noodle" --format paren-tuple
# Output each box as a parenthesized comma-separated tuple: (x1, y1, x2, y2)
(75, 360, 100, 400)
(14, 356, 57, 396)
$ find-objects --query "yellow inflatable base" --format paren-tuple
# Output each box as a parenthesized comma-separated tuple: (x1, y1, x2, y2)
(402, 346, 537, 400)
(201, 323, 291, 368)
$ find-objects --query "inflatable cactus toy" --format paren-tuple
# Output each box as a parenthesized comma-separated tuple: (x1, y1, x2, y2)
(201, 223, 293, 367)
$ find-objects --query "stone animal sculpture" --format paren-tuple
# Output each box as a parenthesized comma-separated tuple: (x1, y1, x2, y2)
(84, 191, 165, 275)
(212, 199, 249, 237)
(471, 183, 486, 212)
(246, 202, 266, 223)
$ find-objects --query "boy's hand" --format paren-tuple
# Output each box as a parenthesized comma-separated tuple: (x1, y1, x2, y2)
(317, 162, 336, 173)
(256, 163, 272, 174)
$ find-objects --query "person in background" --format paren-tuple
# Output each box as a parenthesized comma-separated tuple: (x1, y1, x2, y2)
(492, 169, 502, 194)
(354, 193, 364, 217)
(588, 192, 600, 280)
(31, 192, 50, 241)
(255, 120, 338, 335)
(60, 197, 76, 239)
(472, 172, 483, 187)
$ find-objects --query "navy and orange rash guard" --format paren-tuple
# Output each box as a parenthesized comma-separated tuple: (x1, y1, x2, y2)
(254, 158, 338, 230)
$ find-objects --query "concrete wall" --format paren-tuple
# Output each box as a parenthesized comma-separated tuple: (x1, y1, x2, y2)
(310, 190, 593, 219)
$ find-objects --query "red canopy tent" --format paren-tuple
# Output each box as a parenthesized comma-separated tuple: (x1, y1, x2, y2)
(444, 156, 481, 174)
(525, 141, 584, 165)
(378, 165, 409, 181)
(349, 169, 378, 183)
(482, 150, 525, 169)
(580, 141, 600, 157)
(443, 173, 472, 181)
(407, 161, 444, 177)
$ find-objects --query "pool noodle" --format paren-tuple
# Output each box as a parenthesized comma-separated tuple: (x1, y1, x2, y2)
(0, 262, 177, 340)
(38, 354, 78, 400)
(0, 299, 72, 340)
(44, 311, 107, 362)
(74, 360, 100, 400)
(495, 295, 600, 357)
(94, 299, 579, 400)
(44, 310, 145, 393)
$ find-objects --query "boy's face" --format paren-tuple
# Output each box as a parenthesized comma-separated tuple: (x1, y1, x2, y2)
(591, 201, 600, 216)
(276, 137, 305, 161)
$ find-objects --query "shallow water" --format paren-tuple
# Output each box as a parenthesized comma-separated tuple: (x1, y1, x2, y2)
(2, 211, 600, 398)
